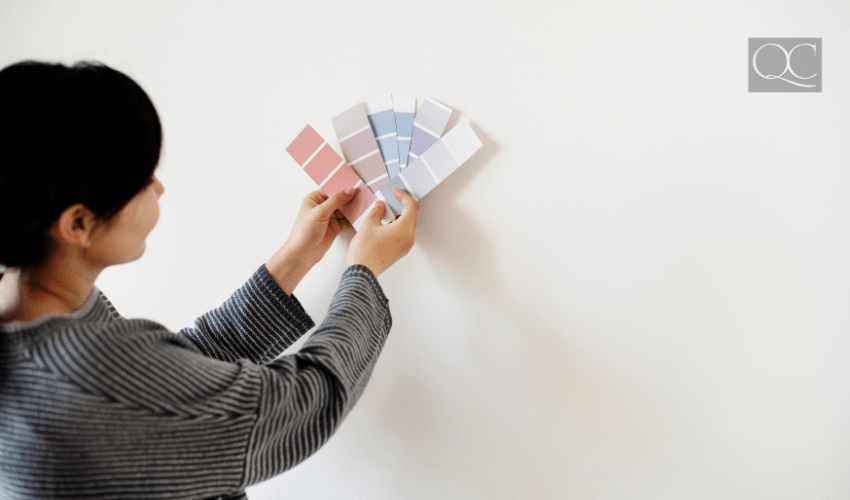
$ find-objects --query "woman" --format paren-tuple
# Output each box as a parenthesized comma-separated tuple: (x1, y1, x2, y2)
(0, 60, 418, 499)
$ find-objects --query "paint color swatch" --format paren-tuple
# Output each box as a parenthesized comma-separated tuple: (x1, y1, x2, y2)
(285, 124, 388, 230)
(378, 120, 482, 216)
(331, 102, 390, 192)
(406, 96, 452, 166)
(365, 95, 400, 180)
(394, 97, 415, 171)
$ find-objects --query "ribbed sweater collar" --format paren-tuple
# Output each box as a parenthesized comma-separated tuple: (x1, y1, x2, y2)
(0, 287, 116, 334)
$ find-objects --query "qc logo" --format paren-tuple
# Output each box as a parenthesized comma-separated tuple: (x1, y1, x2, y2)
(748, 38, 821, 92)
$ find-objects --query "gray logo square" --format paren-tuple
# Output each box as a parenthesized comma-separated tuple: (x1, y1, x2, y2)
(748, 38, 821, 92)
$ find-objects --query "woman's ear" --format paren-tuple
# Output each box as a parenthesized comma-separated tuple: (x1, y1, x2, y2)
(52, 204, 98, 249)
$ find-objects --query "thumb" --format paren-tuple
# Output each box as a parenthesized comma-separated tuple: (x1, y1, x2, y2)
(315, 188, 355, 218)
(394, 189, 420, 220)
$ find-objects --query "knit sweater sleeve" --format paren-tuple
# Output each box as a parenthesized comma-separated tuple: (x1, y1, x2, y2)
(240, 264, 392, 486)
(177, 264, 316, 364)
(13, 265, 392, 498)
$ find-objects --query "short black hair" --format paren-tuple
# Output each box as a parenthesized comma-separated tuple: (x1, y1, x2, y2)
(0, 60, 162, 271)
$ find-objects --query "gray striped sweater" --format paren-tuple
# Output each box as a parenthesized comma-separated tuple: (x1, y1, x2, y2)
(0, 264, 392, 499)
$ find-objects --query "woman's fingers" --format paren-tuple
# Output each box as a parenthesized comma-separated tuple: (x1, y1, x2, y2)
(393, 189, 419, 230)
(313, 188, 355, 220)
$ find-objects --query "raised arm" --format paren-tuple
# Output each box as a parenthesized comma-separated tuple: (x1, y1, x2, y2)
(242, 264, 391, 484)
(54, 191, 420, 497)
(241, 189, 419, 484)
(177, 188, 357, 363)
(176, 263, 316, 363)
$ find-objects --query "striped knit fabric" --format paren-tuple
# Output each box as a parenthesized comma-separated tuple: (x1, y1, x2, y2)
(0, 264, 391, 499)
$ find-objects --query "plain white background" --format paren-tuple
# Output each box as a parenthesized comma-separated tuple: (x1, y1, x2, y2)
(2, 1, 848, 498)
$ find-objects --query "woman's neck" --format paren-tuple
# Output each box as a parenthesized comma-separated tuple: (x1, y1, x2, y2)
(0, 262, 99, 323)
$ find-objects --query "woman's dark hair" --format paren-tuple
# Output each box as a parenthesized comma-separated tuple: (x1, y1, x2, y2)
(0, 60, 162, 272)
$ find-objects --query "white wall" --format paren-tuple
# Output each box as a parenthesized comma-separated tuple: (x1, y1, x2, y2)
(2, 1, 848, 498)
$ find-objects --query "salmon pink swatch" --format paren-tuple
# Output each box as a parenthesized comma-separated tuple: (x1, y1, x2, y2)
(285, 124, 386, 230)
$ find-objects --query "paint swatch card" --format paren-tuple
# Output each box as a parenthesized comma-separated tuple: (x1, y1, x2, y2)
(406, 96, 452, 166)
(285, 124, 390, 230)
(378, 120, 482, 216)
(331, 102, 390, 193)
(365, 95, 400, 180)
(393, 97, 415, 171)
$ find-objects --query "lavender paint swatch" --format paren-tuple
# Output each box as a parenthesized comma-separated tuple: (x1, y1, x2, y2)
(378, 120, 482, 216)
(406, 96, 452, 166)
(393, 97, 415, 171)
(365, 95, 400, 179)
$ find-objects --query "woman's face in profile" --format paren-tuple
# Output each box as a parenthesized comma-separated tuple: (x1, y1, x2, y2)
(88, 175, 165, 266)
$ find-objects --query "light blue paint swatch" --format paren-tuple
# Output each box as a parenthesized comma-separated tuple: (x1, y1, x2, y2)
(393, 97, 415, 171)
(365, 95, 400, 179)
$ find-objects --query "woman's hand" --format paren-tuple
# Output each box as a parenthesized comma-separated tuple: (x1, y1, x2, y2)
(346, 189, 419, 277)
(266, 188, 355, 294)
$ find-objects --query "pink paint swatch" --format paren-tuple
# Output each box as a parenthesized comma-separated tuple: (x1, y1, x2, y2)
(285, 124, 380, 230)
(331, 102, 391, 192)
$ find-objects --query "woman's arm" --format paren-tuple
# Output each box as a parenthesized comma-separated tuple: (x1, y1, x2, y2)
(239, 189, 419, 485)
(175, 189, 356, 363)
(241, 265, 391, 485)
(176, 263, 316, 364)
(48, 264, 392, 498)
(47, 191, 418, 497)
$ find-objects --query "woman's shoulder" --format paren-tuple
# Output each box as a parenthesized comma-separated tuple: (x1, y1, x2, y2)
(6, 312, 183, 364)
(1, 305, 256, 426)
(1, 288, 193, 368)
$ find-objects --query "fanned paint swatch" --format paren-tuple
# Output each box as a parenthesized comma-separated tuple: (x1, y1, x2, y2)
(378, 120, 482, 215)
(285, 124, 386, 230)
(331, 102, 390, 192)
(393, 97, 415, 171)
(406, 96, 452, 166)
(365, 95, 400, 180)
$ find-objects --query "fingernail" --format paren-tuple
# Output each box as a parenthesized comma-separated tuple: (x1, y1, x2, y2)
(344, 188, 353, 195)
